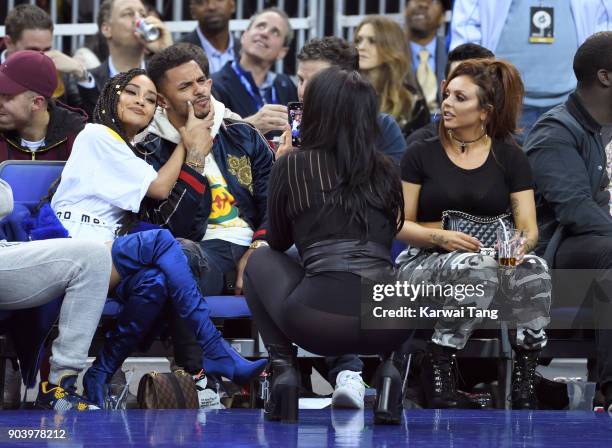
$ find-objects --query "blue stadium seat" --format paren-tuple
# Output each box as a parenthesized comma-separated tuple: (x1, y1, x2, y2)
(391, 240, 407, 263)
(102, 295, 252, 319)
(1, 160, 260, 360)
(0, 160, 64, 207)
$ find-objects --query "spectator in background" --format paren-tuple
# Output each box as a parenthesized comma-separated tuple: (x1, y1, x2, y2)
(404, 0, 451, 114)
(355, 16, 429, 139)
(525, 32, 612, 413)
(2, 4, 86, 109)
(181, 0, 239, 75)
(405, 43, 495, 147)
(292, 36, 406, 164)
(450, 0, 612, 144)
(0, 51, 87, 161)
(211, 8, 297, 136)
(77, 0, 173, 119)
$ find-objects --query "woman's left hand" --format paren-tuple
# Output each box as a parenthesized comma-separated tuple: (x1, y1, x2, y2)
(515, 237, 527, 265)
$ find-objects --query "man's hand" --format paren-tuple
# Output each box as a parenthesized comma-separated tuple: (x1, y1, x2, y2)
(234, 248, 255, 295)
(245, 104, 288, 134)
(178, 101, 215, 168)
(45, 50, 87, 80)
(275, 125, 295, 158)
(135, 15, 173, 54)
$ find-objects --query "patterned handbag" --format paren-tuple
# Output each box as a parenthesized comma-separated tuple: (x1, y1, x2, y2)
(137, 370, 199, 409)
(441, 210, 513, 250)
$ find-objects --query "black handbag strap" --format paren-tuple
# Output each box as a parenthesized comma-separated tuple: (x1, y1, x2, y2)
(167, 372, 186, 408)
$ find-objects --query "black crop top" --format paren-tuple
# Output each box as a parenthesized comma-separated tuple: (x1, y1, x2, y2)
(401, 137, 534, 222)
(266, 150, 397, 253)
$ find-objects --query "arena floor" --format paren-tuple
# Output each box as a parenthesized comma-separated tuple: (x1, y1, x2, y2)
(0, 408, 610, 447)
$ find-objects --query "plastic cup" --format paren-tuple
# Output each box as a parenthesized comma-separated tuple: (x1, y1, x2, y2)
(496, 227, 523, 267)
(566, 380, 596, 411)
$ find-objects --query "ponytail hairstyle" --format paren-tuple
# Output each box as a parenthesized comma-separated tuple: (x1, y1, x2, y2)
(440, 59, 524, 146)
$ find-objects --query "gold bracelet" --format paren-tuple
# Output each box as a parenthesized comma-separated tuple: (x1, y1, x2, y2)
(249, 240, 269, 250)
(185, 161, 204, 169)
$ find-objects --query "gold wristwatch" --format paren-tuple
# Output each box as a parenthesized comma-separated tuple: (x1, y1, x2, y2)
(249, 240, 269, 250)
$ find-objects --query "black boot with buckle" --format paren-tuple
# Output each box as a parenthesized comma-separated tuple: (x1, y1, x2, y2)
(511, 349, 540, 410)
(263, 344, 299, 423)
(420, 342, 478, 408)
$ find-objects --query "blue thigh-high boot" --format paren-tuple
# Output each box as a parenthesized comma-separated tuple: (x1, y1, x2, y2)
(83, 267, 168, 408)
(111, 229, 267, 384)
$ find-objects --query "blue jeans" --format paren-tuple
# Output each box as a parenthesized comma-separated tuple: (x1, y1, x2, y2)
(172, 239, 248, 373)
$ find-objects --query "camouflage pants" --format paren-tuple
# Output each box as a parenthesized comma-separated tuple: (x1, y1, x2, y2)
(397, 249, 551, 350)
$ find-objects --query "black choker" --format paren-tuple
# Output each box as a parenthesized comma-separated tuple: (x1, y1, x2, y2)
(448, 130, 488, 153)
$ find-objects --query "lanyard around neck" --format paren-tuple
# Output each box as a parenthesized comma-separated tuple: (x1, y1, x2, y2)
(231, 61, 278, 110)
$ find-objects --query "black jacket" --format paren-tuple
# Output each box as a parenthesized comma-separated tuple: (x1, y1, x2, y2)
(400, 94, 430, 139)
(0, 100, 87, 161)
(137, 117, 273, 242)
(211, 61, 297, 120)
(525, 92, 612, 257)
(405, 121, 438, 149)
(77, 59, 111, 120)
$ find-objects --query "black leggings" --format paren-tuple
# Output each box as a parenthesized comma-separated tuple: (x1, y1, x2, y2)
(243, 247, 411, 356)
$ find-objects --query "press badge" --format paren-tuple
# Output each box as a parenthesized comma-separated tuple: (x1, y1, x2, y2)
(529, 7, 554, 44)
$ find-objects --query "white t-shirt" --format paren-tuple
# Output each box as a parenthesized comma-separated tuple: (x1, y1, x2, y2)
(51, 123, 158, 242)
(200, 153, 253, 246)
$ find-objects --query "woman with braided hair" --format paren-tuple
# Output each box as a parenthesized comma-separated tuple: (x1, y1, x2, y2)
(51, 68, 266, 408)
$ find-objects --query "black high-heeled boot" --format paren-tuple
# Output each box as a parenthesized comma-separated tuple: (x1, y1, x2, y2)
(264, 344, 299, 423)
(511, 349, 540, 410)
(373, 353, 403, 425)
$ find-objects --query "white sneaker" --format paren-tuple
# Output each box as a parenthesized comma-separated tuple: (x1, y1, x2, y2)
(332, 370, 365, 409)
(194, 372, 224, 409)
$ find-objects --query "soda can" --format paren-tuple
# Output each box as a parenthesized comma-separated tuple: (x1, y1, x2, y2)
(135, 19, 160, 42)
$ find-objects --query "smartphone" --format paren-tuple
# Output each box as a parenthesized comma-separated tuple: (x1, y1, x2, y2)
(287, 102, 303, 147)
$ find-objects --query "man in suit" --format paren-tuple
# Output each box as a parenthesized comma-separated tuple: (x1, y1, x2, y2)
(211, 8, 297, 136)
(180, 0, 239, 75)
(76, 0, 173, 119)
(404, 0, 451, 114)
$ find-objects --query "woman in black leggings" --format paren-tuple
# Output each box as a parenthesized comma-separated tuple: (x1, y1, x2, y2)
(243, 67, 412, 425)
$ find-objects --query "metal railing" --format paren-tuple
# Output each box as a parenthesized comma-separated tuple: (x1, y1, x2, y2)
(1, 0, 432, 72)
